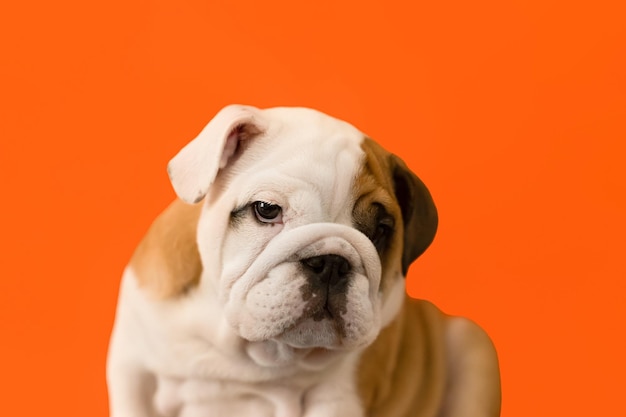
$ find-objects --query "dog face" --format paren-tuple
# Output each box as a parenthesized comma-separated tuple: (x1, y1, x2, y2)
(167, 105, 437, 366)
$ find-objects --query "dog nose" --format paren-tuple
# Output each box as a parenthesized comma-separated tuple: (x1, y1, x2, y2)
(300, 255, 351, 286)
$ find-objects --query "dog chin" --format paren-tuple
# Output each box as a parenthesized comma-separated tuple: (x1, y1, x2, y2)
(278, 317, 343, 349)
(246, 339, 342, 370)
(245, 330, 346, 370)
(244, 313, 379, 370)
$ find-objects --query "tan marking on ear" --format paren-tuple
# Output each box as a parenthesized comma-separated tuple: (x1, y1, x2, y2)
(130, 199, 203, 299)
(353, 138, 404, 293)
(357, 297, 447, 416)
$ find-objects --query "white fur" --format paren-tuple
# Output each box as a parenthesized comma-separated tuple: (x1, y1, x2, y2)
(108, 268, 366, 417)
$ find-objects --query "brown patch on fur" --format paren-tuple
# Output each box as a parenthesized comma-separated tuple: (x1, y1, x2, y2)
(358, 297, 447, 417)
(131, 199, 203, 299)
(356, 137, 438, 280)
(353, 138, 405, 293)
(356, 138, 444, 415)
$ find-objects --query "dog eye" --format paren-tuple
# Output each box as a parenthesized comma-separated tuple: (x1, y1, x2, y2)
(372, 217, 394, 249)
(252, 201, 283, 224)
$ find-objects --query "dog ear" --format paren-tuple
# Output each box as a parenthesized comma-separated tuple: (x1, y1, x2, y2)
(390, 155, 438, 276)
(167, 105, 267, 204)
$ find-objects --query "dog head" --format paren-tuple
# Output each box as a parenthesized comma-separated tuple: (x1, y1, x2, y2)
(163, 105, 437, 367)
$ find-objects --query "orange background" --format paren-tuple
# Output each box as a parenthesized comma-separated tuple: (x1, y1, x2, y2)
(1, 0, 625, 415)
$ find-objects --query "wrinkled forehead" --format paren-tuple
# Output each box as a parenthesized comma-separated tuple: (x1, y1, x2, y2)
(234, 108, 368, 189)
(260, 107, 366, 157)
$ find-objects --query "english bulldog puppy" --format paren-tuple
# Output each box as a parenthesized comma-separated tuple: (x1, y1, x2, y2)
(107, 105, 501, 417)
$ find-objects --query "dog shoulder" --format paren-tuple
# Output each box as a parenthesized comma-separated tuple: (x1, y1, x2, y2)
(130, 199, 203, 299)
(357, 297, 501, 417)
(439, 315, 502, 416)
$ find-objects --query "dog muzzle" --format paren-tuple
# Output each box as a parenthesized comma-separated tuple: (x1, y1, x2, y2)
(222, 223, 382, 352)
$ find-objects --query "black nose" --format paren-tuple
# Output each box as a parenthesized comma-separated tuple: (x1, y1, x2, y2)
(300, 254, 352, 286)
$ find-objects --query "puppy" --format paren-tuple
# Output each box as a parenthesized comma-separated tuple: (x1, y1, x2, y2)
(107, 105, 501, 417)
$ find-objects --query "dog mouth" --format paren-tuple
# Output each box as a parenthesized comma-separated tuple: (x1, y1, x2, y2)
(278, 317, 345, 349)
(276, 262, 372, 350)
(245, 338, 344, 369)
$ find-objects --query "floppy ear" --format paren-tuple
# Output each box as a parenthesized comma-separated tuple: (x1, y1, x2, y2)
(167, 105, 267, 203)
(390, 155, 438, 276)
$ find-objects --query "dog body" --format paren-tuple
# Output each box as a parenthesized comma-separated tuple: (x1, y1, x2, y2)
(107, 106, 501, 417)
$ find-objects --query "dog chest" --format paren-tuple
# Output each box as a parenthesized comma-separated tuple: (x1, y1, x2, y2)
(153, 376, 304, 417)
